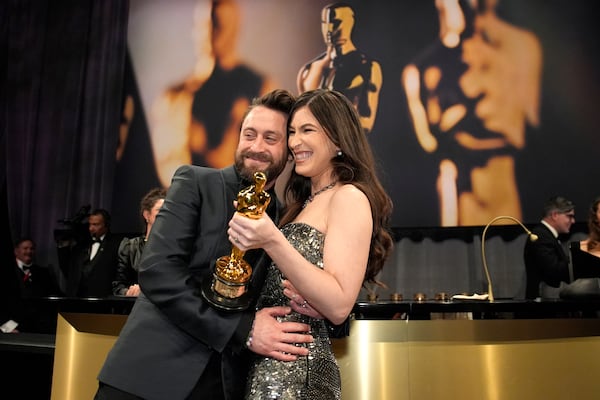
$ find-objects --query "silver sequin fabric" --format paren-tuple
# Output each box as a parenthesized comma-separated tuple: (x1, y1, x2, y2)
(245, 222, 341, 400)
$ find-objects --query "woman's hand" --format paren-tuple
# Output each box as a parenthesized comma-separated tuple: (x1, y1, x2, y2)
(227, 210, 277, 251)
(125, 284, 141, 297)
(283, 279, 324, 319)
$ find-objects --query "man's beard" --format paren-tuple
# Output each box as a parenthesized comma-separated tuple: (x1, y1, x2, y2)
(234, 150, 287, 185)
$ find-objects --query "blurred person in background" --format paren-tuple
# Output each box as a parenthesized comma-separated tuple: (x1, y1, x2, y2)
(113, 188, 166, 296)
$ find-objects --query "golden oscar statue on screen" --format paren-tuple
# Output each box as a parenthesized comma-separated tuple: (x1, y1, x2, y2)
(201, 171, 271, 311)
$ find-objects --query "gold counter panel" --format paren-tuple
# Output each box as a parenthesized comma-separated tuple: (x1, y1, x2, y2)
(51, 313, 600, 399)
(333, 319, 600, 400)
(51, 313, 129, 400)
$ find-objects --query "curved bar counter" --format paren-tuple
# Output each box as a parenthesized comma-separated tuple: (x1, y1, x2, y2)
(2, 297, 599, 399)
(335, 300, 600, 400)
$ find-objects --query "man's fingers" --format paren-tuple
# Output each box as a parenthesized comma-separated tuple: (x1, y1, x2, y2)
(250, 306, 313, 359)
(287, 332, 313, 345)
(279, 321, 311, 335)
(262, 306, 292, 318)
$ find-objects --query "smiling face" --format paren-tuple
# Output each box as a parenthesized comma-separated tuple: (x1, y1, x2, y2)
(234, 105, 289, 187)
(15, 240, 35, 265)
(549, 209, 575, 234)
(288, 106, 337, 184)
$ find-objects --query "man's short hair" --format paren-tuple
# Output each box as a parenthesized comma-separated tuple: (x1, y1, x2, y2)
(543, 196, 575, 217)
(90, 208, 112, 228)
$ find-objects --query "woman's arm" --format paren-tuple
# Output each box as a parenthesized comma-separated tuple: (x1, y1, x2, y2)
(230, 185, 372, 325)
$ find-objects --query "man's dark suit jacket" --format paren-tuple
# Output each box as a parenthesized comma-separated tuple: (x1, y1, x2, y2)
(524, 223, 570, 299)
(65, 233, 121, 297)
(98, 165, 279, 400)
(11, 261, 62, 332)
(14, 262, 62, 298)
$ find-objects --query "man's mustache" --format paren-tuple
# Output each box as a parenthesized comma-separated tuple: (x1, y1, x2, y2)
(243, 151, 272, 163)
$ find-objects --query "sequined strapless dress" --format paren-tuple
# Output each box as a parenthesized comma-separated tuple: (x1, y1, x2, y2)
(245, 222, 341, 400)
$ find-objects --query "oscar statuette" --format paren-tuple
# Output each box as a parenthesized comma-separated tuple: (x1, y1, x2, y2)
(201, 171, 271, 311)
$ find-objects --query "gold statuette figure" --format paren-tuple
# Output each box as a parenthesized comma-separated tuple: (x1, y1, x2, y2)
(202, 171, 271, 311)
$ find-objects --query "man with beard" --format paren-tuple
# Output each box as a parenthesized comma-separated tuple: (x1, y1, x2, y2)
(95, 89, 314, 400)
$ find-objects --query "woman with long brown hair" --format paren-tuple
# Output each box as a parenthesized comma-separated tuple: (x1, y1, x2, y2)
(228, 88, 394, 399)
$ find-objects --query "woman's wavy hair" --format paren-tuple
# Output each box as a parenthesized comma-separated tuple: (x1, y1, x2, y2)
(280, 89, 394, 285)
(588, 196, 600, 251)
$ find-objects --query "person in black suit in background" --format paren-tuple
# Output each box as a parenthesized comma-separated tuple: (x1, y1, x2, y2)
(2, 238, 56, 400)
(524, 196, 575, 300)
(66, 209, 121, 297)
(2, 237, 62, 333)
(14, 237, 62, 299)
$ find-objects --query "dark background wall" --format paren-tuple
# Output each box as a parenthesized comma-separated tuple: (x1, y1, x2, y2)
(3, 0, 599, 287)
(118, 0, 600, 231)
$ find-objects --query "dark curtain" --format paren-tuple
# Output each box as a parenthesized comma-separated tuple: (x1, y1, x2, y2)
(2, 0, 129, 280)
